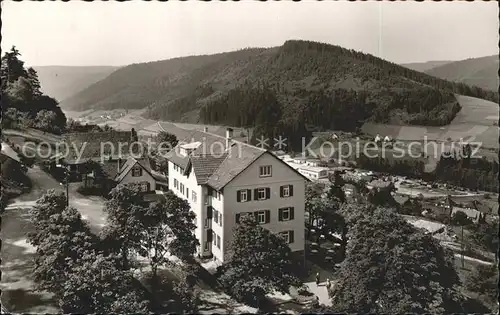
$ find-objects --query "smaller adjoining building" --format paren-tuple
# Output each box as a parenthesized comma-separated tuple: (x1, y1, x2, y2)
(85, 156, 156, 193)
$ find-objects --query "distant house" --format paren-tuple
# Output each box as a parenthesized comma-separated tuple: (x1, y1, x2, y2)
(58, 130, 137, 180)
(405, 217, 445, 235)
(305, 159, 328, 168)
(285, 161, 329, 181)
(85, 156, 155, 193)
(451, 207, 481, 223)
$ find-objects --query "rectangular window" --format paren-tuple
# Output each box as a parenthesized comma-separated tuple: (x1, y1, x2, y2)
(192, 191, 197, 203)
(283, 186, 290, 197)
(174, 178, 178, 189)
(132, 166, 142, 177)
(257, 188, 266, 200)
(282, 208, 290, 221)
(259, 165, 272, 177)
(204, 241, 210, 251)
(213, 209, 219, 224)
(240, 190, 247, 202)
(257, 211, 266, 224)
(219, 213, 223, 226)
(180, 183, 185, 195)
(204, 218, 210, 228)
(186, 188, 189, 199)
(216, 235, 221, 249)
(212, 231, 216, 246)
(141, 182, 149, 192)
(279, 207, 294, 221)
(280, 230, 295, 244)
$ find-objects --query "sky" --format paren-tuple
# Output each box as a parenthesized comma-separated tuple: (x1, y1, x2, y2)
(1, 1, 498, 67)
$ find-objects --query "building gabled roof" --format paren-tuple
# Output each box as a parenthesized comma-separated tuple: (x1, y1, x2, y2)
(62, 131, 134, 163)
(114, 156, 153, 183)
(165, 129, 307, 190)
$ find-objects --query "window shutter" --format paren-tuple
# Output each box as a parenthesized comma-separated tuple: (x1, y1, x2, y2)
(247, 189, 252, 200)
(289, 185, 294, 196)
(254, 211, 259, 222)
(278, 208, 283, 221)
(254, 189, 259, 200)
(265, 210, 270, 223)
(290, 207, 295, 220)
(280, 186, 284, 197)
(237, 191, 241, 202)
(236, 213, 241, 224)
(289, 231, 294, 243)
(207, 229, 213, 242)
(266, 188, 271, 199)
(207, 206, 213, 218)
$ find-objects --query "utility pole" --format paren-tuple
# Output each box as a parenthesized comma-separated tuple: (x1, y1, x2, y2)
(65, 165, 69, 207)
(57, 162, 70, 207)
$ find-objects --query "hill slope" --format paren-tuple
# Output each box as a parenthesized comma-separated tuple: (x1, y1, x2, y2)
(34, 66, 119, 101)
(402, 60, 453, 72)
(424, 55, 499, 91)
(61, 40, 499, 138)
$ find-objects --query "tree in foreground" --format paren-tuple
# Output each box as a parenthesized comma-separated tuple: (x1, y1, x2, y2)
(27, 189, 67, 246)
(466, 264, 499, 309)
(29, 206, 99, 299)
(59, 253, 151, 313)
(101, 184, 148, 269)
(138, 192, 198, 294)
(470, 217, 499, 262)
(218, 214, 302, 307)
(329, 208, 464, 313)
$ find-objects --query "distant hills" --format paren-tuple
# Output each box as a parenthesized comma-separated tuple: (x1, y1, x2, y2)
(51, 41, 498, 138)
(402, 60, 453, 72)
(424, 55, 499, 92)
(34, 66, 119, 102)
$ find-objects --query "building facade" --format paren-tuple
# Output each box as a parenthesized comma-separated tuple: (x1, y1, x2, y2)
(166, 128, 307, 265)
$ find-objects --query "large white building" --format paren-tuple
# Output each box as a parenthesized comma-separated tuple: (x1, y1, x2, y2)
(165, 128, 308, 266)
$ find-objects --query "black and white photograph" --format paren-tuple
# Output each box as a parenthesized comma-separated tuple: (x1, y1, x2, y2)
(1, 1, 498, 313)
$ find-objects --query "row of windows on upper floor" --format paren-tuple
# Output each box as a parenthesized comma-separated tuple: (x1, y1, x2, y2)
(237, 184, 294, 202)
(173, 164, 185, 174)
(206, 228, 295, 246)
(172, 177, 294, 205)
(173, 178, 198, 203)
(204, 206, 295, 230)
(174, 163, 274, 180)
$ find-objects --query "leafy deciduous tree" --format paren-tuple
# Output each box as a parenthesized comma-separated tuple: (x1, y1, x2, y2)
(218, 214, 302, 307)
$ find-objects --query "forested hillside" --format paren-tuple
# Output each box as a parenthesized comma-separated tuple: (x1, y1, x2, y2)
(34, 66, 118, 101)
(425, 55, 499, 91)
(62, 40, 499, 148)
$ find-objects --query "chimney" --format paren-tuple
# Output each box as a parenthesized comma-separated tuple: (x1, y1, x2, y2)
(226, 128, 233, 149)
(203, 126, 208, 133)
